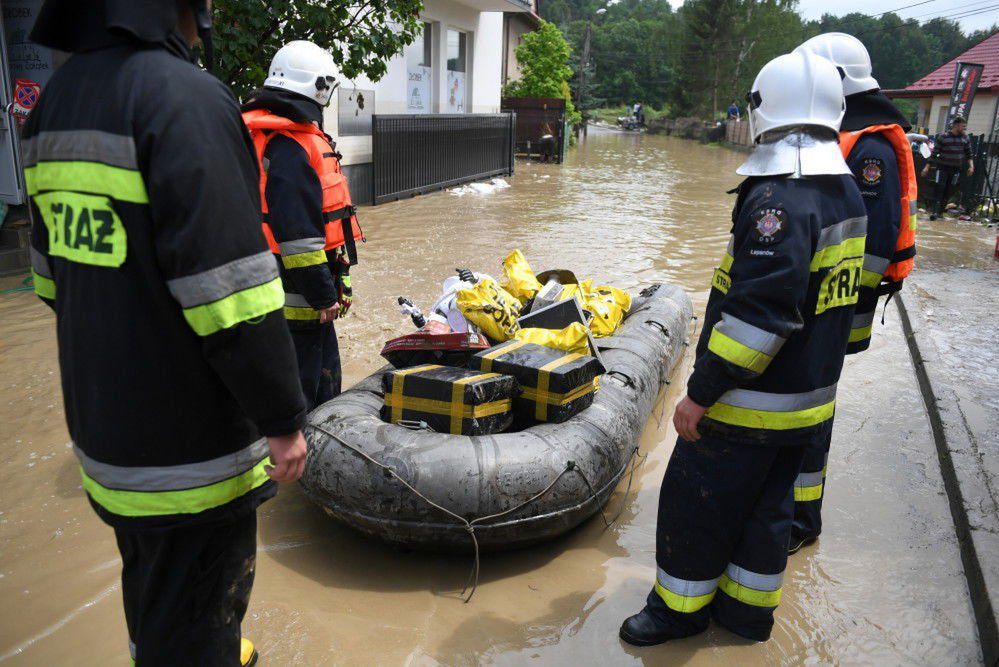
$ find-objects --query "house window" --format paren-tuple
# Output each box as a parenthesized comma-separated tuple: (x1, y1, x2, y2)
(406, 22, 433, 112)
(446, 29, 467, 113)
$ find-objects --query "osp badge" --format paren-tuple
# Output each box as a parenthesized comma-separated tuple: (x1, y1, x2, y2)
(861, 158, 883, 186)
(752, 207, 786, 245)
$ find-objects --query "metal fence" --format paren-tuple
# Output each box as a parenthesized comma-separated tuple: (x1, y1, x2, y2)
(372, 114, 515, 205)
(501, 97, 567, 163)
(913, 133, 999, 216)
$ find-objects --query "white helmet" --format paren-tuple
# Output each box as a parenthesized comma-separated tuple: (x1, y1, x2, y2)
(796, 33, 879, 97)
(264, 41, 339, 107)
(746, 49, 845, 144)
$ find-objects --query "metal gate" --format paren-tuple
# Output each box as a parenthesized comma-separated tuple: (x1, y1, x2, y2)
(372, 114, 515, 205)
(964, 99, 999, 218)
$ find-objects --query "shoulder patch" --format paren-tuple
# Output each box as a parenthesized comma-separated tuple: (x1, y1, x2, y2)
(860, 157, 883, 186)
(751, 207, 786, 245)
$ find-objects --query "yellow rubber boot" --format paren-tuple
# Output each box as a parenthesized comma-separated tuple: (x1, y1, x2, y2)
(240, 638, 258, 667)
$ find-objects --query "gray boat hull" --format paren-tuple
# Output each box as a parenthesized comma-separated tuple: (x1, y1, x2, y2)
(300, 282, 693, 552)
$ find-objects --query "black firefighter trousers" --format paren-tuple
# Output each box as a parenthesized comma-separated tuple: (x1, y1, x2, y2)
(650, 435, 805, 641)
(114, 513, 257, 666)
(791, 430, 832, 547)
(291, 321, 342, 411)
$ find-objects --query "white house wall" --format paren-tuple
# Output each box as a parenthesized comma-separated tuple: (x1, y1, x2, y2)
(918, 93, 998, 136)
(322, 0, 505, 166)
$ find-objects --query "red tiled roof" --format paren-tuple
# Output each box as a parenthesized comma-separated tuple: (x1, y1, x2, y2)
(893, 30, 999, 96)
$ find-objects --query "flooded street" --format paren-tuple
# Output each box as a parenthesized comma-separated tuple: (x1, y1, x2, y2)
(0, 128, 990, 664)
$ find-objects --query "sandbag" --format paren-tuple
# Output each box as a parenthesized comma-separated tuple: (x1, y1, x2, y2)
(456, 278, 522, 343)
(501, 250, 543, 304)
(514, 322, 591, 356)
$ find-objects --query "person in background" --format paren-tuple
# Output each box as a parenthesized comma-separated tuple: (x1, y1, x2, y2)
(242, 41, 364, 410)
(923, 116, 974, 220)
(727, 100, 741, 120)
(25, 1, 308, 664)
(619, 49, 866, 647)
(791, 32, 917, 553)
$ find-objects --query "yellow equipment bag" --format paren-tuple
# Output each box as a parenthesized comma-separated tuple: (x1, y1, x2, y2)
(580, 284, 633, 338)
(514, 322, 591, 356)
(456, 277, 522, 343)
(501, 249, 543, 304)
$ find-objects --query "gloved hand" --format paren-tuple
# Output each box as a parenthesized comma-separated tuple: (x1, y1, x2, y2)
(456, 268, 477, 284)
(336, 274, 352, 318)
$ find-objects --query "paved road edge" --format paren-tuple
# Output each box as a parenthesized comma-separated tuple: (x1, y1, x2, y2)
(897, 295, 999, 667)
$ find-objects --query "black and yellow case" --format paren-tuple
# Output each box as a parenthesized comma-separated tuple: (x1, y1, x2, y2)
(381, 364, 519, 436)
(470, 341, 604, 424)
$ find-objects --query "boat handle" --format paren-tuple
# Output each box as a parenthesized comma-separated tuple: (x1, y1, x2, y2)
(645, 320, 670, 337)
(606, 370, 635, 388)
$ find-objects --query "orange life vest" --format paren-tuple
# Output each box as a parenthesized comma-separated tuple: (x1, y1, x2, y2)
(242, 109, 363, 264)
(839, 124, 916, 284)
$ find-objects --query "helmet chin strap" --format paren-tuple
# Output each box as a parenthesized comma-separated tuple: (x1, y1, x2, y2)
(191, 0, 214, 73)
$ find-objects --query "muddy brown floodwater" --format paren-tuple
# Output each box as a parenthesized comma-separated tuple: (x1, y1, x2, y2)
(0, 128, 988, 665)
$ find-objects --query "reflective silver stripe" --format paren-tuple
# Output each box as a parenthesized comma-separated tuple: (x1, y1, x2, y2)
(852, 310, 876, 329)
(863, 254, 890, 275)
(725, 564, 783, 592)
(795, 470, 825, 488)
(30, 246, 52, 278)
(909, 200, 917, 215)
(816, 216, 867, 251)
(166, 251, 278, 308)
(73, 439, 269, 492)
(714, 312, 785, 357)
(726, 234, 735, 255)
(279, 237, 326, 255)
(657, 568, 720, 597)
(284, 292, 311, 308)
(129, 640, 136, 660)
(715, 384, 837, 411)
(21, 130, 138, 170)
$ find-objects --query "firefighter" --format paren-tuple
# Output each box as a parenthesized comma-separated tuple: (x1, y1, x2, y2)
(619, 49, 866, 646)
(790, 33, 918, 553)
(242, 41, 363, 410)
(25, 1, 307, 665)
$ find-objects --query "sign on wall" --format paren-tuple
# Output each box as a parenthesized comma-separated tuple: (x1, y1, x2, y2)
(407, 65, 431, 112)
(3, 0, 53, 125)
(447, 71, 465, 113)
(338, 88, 374, 137)
(944, 61, 984, 131)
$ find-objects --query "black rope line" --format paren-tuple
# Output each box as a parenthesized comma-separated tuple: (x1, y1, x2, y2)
(307, 422, 645, 603)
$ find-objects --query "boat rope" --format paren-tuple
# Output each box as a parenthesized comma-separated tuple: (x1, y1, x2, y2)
(307, 422, 646, 603)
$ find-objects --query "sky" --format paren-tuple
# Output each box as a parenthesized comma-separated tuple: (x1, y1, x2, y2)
(668, 0, 999, 32)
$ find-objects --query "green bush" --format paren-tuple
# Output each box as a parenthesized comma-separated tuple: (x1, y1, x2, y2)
(503, 20, 582, 125)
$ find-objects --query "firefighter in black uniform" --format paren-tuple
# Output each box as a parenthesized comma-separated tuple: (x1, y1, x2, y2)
(619, 50, 867, 646)
(790, 34, 917, 553)
(241, 41, 363, 410)
(25, 2, 307, 664)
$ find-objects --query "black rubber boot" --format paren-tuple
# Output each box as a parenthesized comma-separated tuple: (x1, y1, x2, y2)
(619, 591, 707, 647)
(788, 534, 818, 555)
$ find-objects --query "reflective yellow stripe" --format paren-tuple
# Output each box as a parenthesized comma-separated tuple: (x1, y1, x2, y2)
(849, 324, 873, 343)
(535, 353, 583, 421)
(719, 252, 734, 274)
(810, 236, 866, 272)
(25, 161, 148, 203)
(80, 458, 271, 517)
(860, 269, 882, 289)
(281, 249, 327, 269)
(718, 573, 782, 607)
(182, 277, 283, 336)
(521, 377, 598, 406)
(382, 394, 511, 423)
(711, 268, 731, 294)
(284, 305, 320, 321)
(479, 339, 528, 372)
(32, 270, 56, 299)
(654, 581, 716, 613)
(910, 213, 918, 232)
(705, 399, 835, 430)
(390, 365, 440, 424)
(707, 328, 772, 374)
(450, 372, 501, 433)
(794, 482, 824, 502)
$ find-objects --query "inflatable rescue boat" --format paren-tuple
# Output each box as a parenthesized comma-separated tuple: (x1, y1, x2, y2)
(299, 282, 693, 551)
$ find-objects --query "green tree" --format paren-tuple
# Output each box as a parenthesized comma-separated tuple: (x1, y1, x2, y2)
(504, 20, 582, 123)
(214, 0, 424, 98)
